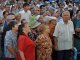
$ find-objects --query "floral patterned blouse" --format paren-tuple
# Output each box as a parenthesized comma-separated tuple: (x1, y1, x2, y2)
(35, 34, 52, 60)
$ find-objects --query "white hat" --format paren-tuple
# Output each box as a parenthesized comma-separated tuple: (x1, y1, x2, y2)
(31, 21, 41, 29)
(44, 16, 57, 22)
(49, 17, 57, 20)
(36, 4, 40, 8)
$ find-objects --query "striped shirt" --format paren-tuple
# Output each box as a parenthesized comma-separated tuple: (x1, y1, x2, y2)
(53, 20, 75, 50)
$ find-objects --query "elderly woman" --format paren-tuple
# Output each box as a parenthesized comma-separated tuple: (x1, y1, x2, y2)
(30, 21, 41, 41)
(4, 21, 18, 60)
(35, 25, 52, 60)
(15, 13, 21, 25)
(17, 20, 35, 60)
(48, 17, 57, 60)
(37, 15, 44, 24)
(48, 17, 57, 45)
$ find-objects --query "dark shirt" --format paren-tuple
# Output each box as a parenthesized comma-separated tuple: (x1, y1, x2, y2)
(28, 30, 39, 41)
(73, 18, 80, 38)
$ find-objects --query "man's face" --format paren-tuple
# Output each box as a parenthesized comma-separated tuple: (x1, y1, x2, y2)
(6, 6, 10, 12)
(35, 8, 40, 15)
(1, 5, 4, 9)
(42, 7, 46, 11)
(24, 5, 29, 11)
(62, 13, 70, 22)
(55, 11, 60, 18)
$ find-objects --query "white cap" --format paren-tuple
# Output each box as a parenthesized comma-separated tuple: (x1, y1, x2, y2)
(30, 21, 41, 29)
(44, 16, 57, 22)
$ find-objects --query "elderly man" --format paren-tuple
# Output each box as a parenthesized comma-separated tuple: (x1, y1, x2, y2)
(53, 11, 75, 60)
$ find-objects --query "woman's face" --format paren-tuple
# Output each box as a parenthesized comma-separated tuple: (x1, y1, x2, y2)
(39, 17, 44, 23)
(13, 24, 19, 32)
(45, 26, 50, 34)
(50, 20, 56, 29)
(49, 20, 56, 33)
(16, 14, 21, 21)
(4, 12, 8, 18)
(24, 23, 30, 33)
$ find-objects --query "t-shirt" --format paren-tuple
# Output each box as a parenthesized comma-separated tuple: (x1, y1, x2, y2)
(19, 10, 31, 23)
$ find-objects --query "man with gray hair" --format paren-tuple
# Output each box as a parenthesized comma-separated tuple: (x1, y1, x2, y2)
(53, 11, 75, 60)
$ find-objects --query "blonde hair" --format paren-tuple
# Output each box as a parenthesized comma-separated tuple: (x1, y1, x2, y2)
(41, 25, 49, 34)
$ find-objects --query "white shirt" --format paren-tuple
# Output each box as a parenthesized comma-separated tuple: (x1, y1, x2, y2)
(0, 9, 5, 19)
(19, 10, 31, 23)
(53, 20, 75, 50)
(35, 15, 40, 21)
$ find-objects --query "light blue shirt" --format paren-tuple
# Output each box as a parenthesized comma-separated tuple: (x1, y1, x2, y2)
(49, 0, 54, 2)
(4, 30, 17, 58)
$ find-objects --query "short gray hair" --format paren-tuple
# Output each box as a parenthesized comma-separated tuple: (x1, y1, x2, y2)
(62, 11, 70, 17)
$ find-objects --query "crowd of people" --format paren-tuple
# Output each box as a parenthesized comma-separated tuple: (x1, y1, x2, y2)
(0, 0, 80, 60)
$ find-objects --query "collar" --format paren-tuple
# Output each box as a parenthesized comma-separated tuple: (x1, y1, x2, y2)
(61, 20, 71, 25)
(23, 10, 28, 13)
